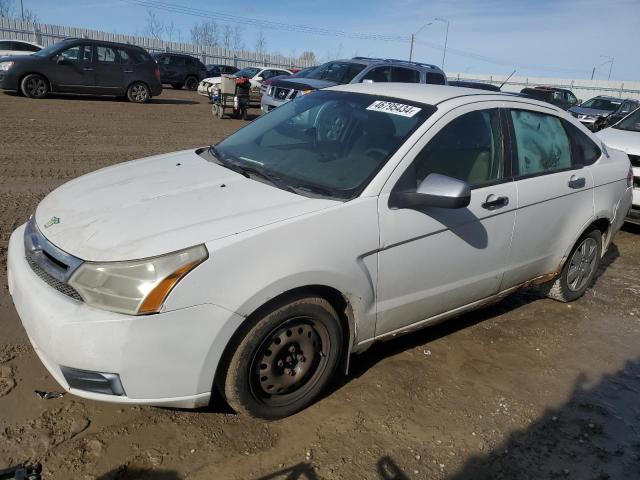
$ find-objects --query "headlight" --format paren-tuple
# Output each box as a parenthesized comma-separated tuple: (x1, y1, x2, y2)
(0, 61, 14, 71)
(68, 245, 208, 315)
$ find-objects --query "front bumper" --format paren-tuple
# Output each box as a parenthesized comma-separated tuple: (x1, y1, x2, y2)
(260, 95, 286, 114)
(0, 68, 19, 91)
(7, 223, 244, 408)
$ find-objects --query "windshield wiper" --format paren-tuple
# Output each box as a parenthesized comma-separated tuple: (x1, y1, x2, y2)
(291, 182, 339, 199)
(208, 146, 297, 194)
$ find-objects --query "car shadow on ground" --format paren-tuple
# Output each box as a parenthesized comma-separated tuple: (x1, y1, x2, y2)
(95, 466, 181, 479)
(2, 91, 199, 105)
(252, 358, 640, 479)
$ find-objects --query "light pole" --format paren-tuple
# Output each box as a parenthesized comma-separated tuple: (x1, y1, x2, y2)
(20, 0, 24, 21)
(600, 55, 614, 80)
(433, 17, 450, 70)
(409, 22, 432, 62)
(408, 18, 450, 69)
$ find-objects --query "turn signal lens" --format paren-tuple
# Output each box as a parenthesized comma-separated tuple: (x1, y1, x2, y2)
(138, 259, 203, 314)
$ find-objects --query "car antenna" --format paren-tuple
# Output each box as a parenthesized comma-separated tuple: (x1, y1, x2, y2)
(499, 70, 516, 90)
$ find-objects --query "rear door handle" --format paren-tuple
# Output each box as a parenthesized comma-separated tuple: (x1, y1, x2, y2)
(482, 194, 509, 210)
(568, 175, 586, 189)
(123, 69, 133, 73)
(83, 67, 94, 71)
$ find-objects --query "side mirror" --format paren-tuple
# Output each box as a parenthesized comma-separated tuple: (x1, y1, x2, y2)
(577, 99, 582, 105)
(55, 55, 65, 64)
(362, 79, 374, 84)
(389, 173, 471, 210)
(255, 76, 263, 82)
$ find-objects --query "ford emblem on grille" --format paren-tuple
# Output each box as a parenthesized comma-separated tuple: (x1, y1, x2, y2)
(44, 216, 60, 228)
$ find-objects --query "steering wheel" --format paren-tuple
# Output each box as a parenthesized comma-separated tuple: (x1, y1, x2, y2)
(315, 103, 351, 144)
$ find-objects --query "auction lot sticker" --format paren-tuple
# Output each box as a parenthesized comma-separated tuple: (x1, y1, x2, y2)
(367, 100, 422, 117)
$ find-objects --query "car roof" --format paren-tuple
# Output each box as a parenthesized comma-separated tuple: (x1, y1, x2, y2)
(0, 39, 42, 47)
(592, 95, 623, 101)
(328, 82, 560, 109)
(63, 37, 147, 51)
(325, 57, 444, 72)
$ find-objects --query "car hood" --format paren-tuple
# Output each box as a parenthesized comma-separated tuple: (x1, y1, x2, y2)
(597, 127, 640, 156)
(569, 106, 615, 117)
(270, 77, 338, 91)
(201, 76, 221, 84)
(35, 149, 339, 262)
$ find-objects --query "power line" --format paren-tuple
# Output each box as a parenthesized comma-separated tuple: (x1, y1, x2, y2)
(121, 0, 409, 42)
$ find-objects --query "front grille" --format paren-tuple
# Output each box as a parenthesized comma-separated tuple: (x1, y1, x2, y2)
(274, 87, 291, 100)
(629, 154, 640, 168)
(26, 250, 83, 301)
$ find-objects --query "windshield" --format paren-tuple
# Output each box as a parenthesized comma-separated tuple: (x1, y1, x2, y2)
(293, 66, 318, 77)
(581, 98, 621, 111)
(212, 91, 433, 199)
(235, 67, 260, 78)
(302, 62, 366, 84)
(32, 41, 69, 57)
(613, 107, 640, 132)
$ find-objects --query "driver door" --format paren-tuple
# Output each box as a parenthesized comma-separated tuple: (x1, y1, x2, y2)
(376, 104, 517, 336)
(49, 43, 96, 93)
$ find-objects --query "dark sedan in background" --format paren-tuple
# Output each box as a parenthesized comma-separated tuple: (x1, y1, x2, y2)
(568, 95, 635, 131)
(0, 38, 162, 102)
(520, 86, 579, 110)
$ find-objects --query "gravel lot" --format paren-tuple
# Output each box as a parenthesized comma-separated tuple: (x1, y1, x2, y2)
(1, 88, 639, 480)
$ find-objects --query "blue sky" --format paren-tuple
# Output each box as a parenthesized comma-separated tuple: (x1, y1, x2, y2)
(15, 0, 640, 80)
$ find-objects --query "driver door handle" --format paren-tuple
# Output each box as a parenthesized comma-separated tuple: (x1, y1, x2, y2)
(83, 67, 94, 71)
(568, 175, 586, 189)
(482, 194, 509, 210)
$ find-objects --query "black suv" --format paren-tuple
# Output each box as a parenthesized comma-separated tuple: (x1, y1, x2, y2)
(206, 64, 238, 77)
(520, 86, 579, 110)
(0, 38, 162, 102)
(153, 52, 207, 90)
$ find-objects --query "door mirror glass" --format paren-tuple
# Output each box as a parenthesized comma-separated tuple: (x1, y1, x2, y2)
(390, 173, 471, 210)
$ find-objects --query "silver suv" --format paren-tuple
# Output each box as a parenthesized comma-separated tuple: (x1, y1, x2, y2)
(260, 57, 447, 113)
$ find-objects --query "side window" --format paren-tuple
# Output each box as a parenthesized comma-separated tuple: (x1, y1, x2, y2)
(260, 70, 273, 80)
(80, 44, 93, 63)
(391, 67, 420, 83)
(411, 109, 504, 188)
(156, 55, 170, 65)
(0, 41, 11, 50)
(96, 46, 117, 63)
(60, 45, 81, 62)
(425, 72, 446, 85)
(129, 49, 145, 64)
(567, 92, 577, 104)
(510, 110, 572, 176)
(24, 43, 40, 52)
(564, 122, 602, 166)
(361, 66, 391, 83)
(170, 56, 185, 66)
(117, 49, 130, 64)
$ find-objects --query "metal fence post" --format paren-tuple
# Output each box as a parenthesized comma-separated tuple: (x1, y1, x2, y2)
(33, 24, 42, 45)
(233, 55, 238, 68)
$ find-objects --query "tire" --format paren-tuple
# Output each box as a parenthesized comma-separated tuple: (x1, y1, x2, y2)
(216, 104, 224, 119)
(126, 82, 150, 103)
(223, 296, 343, 420)
(171, 83, 183, 90)
(544, 228, 602, 302)
(241, 108, 248, 120)
(185, 76, 198, 91)
(20, 73, 48, 99)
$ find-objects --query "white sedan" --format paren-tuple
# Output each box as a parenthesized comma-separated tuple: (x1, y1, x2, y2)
(597, 108, 640, 225)
(197, 65, 292, 103)
(0, 39, 42, 57)
(8, 84, 633, 419)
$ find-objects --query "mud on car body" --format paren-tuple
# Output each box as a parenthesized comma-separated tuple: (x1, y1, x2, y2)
(8, 84, 632, 419)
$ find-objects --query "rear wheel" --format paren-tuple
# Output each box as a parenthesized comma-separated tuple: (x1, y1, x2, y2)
(545, 228, 602, 302)
(126, 82, 150, 103)
(223, 296, 343, 420)
(21, 74, 48, 99)
(185, 76, 198, 91)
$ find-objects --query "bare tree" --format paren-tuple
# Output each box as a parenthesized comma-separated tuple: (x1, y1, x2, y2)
(165, 20, 177, 42)
(22, 8, 38, 23)
(0, 0, 14, 17)
(299, 51, 317, 66)
(144, 9, 164, 40)
(255, 30, 266, 56)
(190, 20, 219, 47)
(232, 24, 244, 51)
(221, 24, 232, 49)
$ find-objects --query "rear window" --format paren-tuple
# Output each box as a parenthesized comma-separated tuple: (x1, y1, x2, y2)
(170, 55, 185, 66)
(305, 62, 366, 84)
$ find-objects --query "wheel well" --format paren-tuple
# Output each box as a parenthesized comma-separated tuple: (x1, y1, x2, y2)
(126, 80, 149, 92)
(212, 285, 354, 397)
(589, 217, 611, 250)
(19, 72, 50, 91)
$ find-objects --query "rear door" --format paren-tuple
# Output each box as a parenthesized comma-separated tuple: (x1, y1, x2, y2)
(48, 43, 96, 92)
(376, 104, 517, 335)
(94, 45, 124, 94)
(501, 107, 594, 289)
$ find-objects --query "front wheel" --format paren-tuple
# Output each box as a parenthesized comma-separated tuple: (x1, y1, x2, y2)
(21, 74, 48, 99)
(544, 228, 602, 302)
(126, 82, 150, 103)
(223, 296, 343, 420)
(185, 76, 198, 91)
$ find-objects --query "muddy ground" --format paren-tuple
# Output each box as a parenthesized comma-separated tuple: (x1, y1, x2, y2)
(1, 88, 639, 480)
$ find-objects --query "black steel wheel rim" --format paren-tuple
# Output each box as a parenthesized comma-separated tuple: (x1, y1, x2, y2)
(186, 78, 197, 90)
(250, 316, 331, 407)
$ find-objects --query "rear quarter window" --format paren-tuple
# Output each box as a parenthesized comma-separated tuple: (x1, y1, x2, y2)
(425, 72, 446, 85)
(563, 121, 602, 166)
